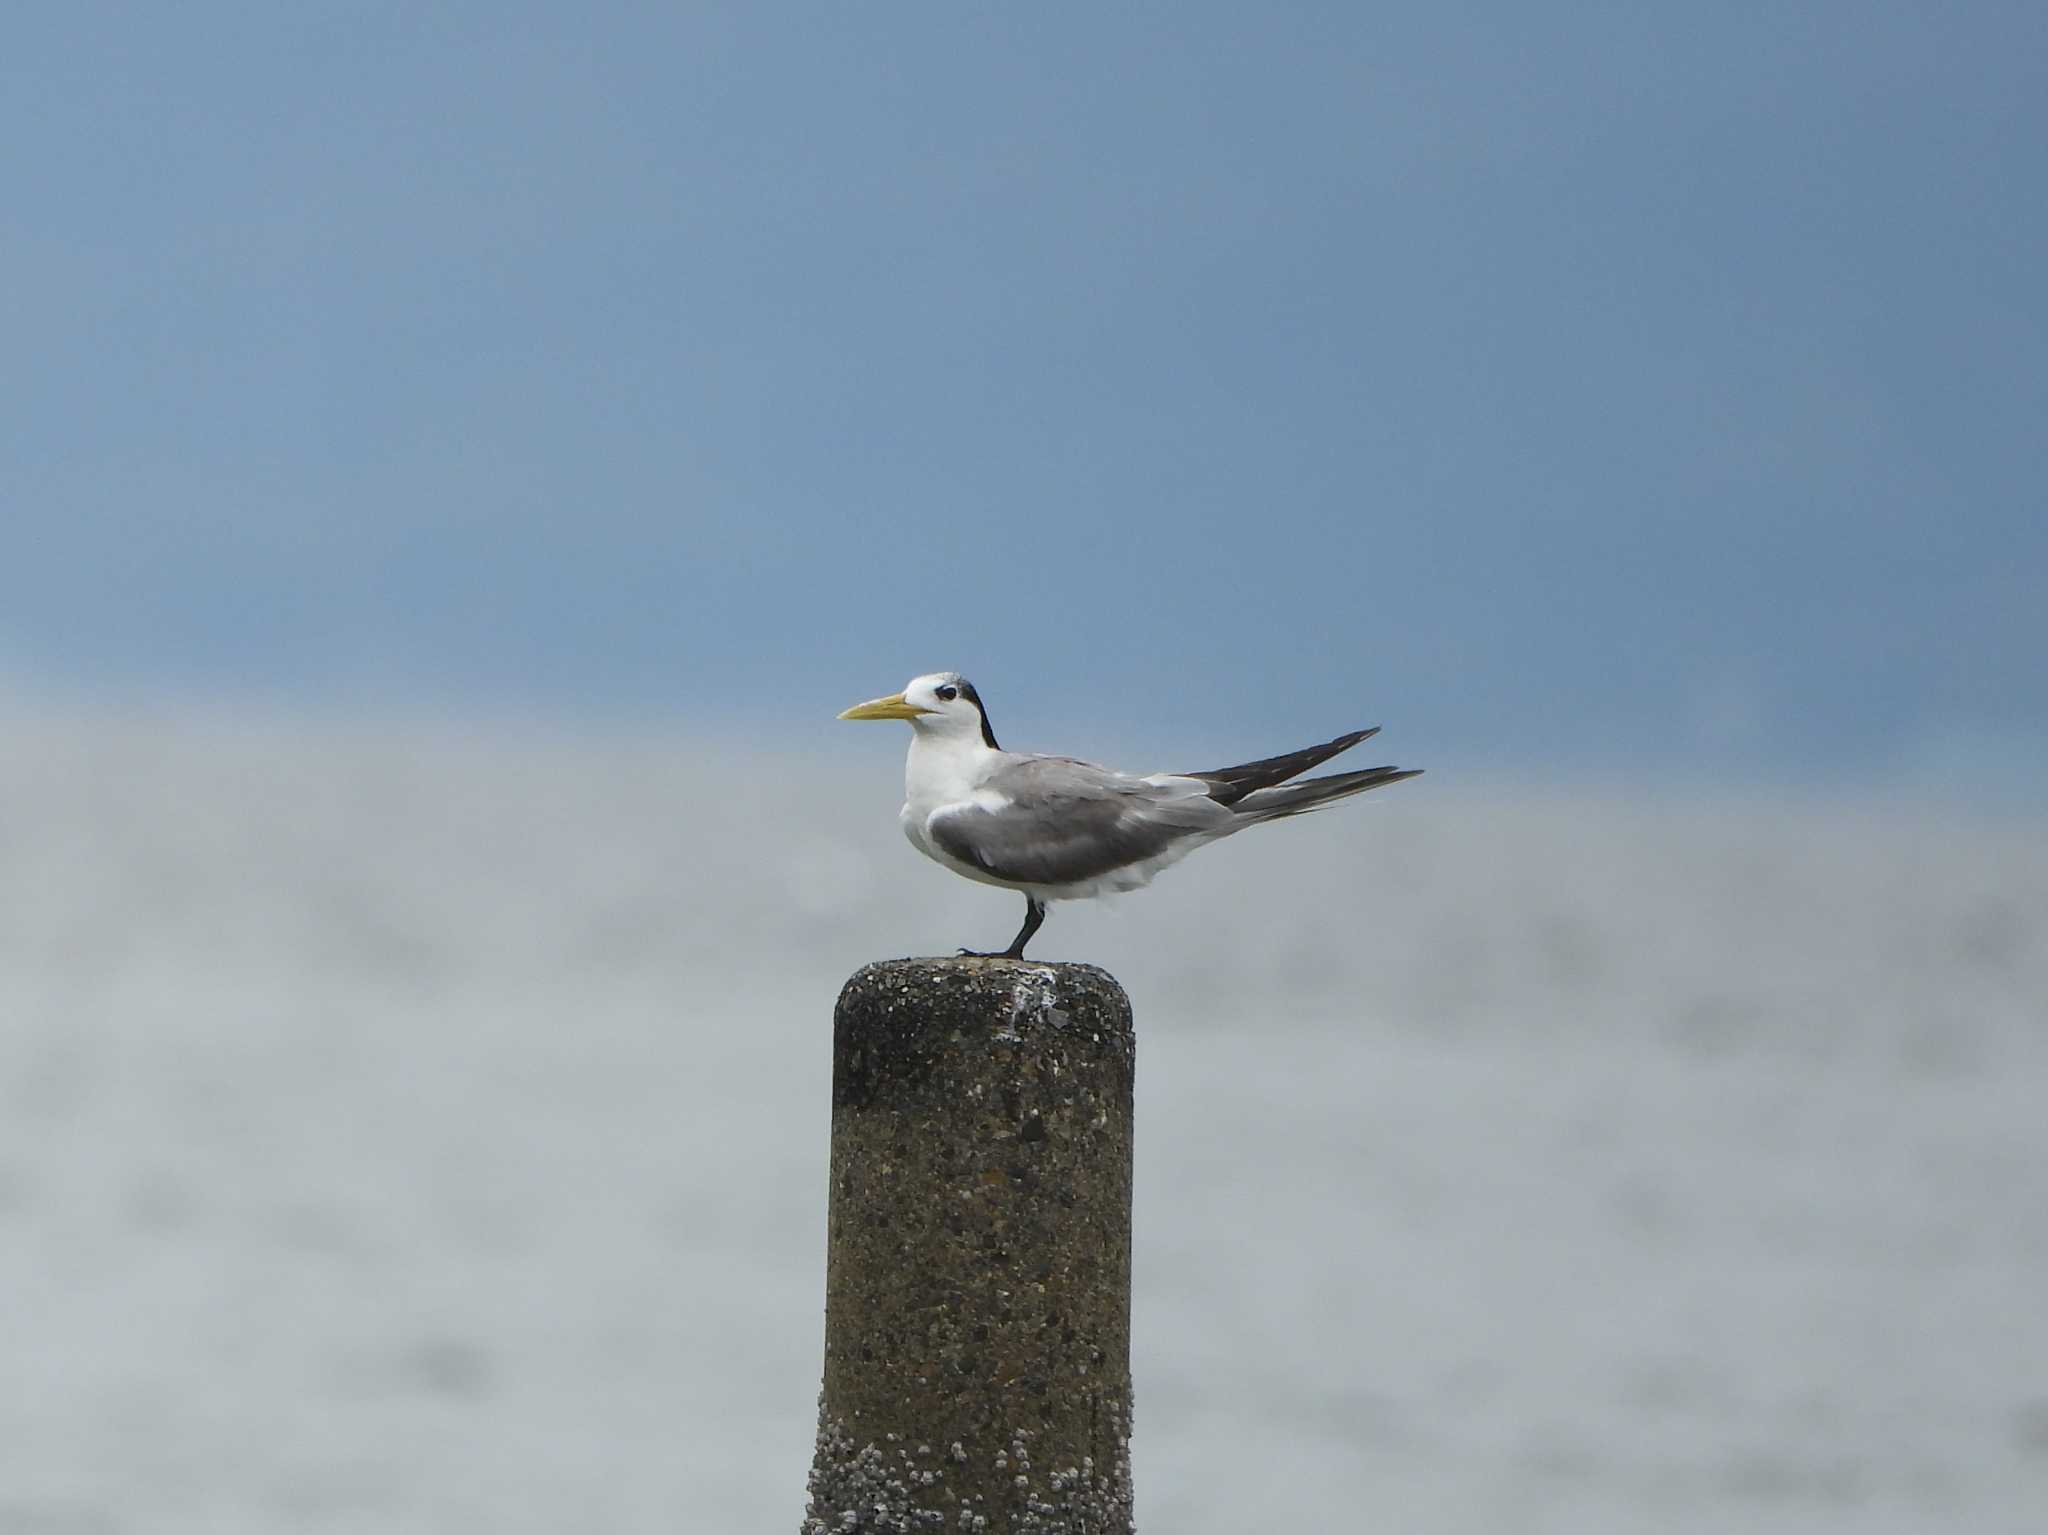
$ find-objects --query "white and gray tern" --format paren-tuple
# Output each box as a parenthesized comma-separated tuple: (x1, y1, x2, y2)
(839, 671, 1420, 959)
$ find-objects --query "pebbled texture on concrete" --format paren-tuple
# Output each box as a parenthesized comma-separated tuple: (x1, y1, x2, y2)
(803, 958, 1136, 1534)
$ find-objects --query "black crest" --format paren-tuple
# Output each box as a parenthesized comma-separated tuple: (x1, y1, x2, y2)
(953, 677, 1000, 750)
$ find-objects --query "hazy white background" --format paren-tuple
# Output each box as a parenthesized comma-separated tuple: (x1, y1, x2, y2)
(4, 4, 2045, 1530)
(2, 711, 2042, 1532)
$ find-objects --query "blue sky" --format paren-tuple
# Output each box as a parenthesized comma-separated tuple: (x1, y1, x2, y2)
(5, 3, 2043, 791)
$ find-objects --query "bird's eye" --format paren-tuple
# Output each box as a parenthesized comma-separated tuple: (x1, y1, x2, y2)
(935, 684, 958, 701)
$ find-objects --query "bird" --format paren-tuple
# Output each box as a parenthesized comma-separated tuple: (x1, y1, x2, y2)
(837, 671, 1420, 960)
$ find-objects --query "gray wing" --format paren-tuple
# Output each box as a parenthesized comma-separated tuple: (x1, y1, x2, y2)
(927, 755, 1229, 887)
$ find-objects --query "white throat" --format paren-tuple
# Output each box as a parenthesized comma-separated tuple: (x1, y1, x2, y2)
(903, 722, 999, 820)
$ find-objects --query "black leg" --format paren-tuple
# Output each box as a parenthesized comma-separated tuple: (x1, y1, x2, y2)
(959, 896, 1047, 960)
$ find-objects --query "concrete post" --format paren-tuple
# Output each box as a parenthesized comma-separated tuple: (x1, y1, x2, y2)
(802, 958, 1137, 1534)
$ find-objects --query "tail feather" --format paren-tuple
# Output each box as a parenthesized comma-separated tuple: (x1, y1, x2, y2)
(1188, 727, 1381, 806)
(1231, 764, 1422, 822)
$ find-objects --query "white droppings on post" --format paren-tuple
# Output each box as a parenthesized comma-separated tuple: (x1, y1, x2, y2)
(996, 965, 1064, 1041)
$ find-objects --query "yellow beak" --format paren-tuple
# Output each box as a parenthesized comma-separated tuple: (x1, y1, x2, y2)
(837, 691, 933, 721)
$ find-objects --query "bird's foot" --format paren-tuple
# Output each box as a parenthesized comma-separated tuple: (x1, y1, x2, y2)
(956, 946, 1029, 961)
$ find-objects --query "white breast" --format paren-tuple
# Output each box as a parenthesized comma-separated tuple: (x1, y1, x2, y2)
(898, 731, 1000, 867)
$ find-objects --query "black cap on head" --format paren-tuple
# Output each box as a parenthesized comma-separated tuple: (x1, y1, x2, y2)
(953, 677, 999, 750)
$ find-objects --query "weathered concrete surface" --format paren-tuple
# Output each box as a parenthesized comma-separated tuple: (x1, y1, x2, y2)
(802, 958, 1136, 1534)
